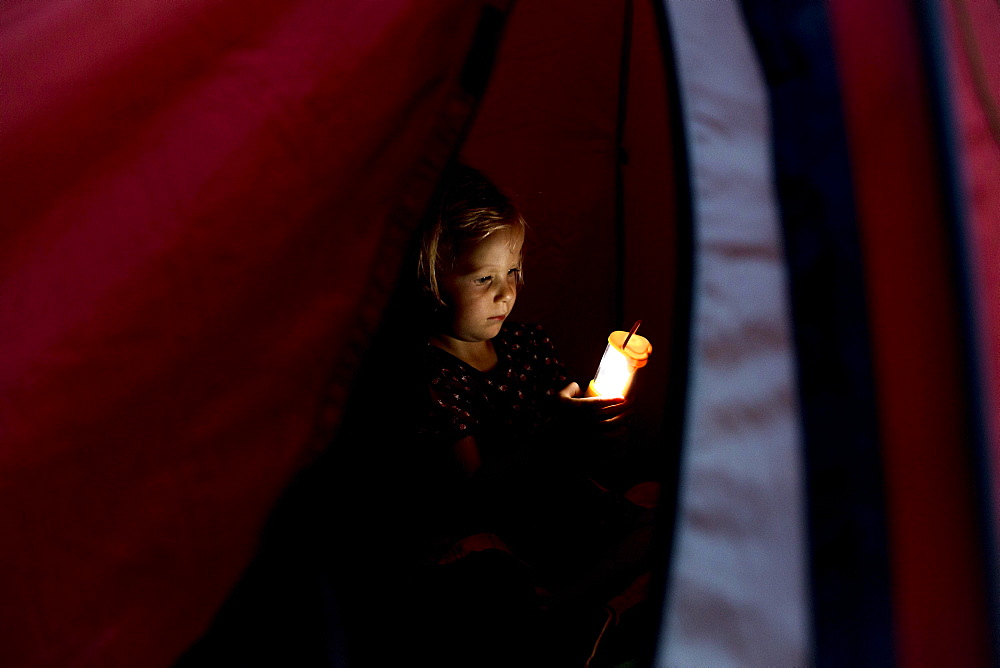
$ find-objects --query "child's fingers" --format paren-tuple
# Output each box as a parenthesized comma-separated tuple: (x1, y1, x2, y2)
(598, 401, 631, 418)
(595, 411, 631, 439)
(557, 382, 629, 406)
(599, 423, 630, 440)
(557, 382, 582, 400)
(568, 394, 625, 407)
(557, 384, 631, 427)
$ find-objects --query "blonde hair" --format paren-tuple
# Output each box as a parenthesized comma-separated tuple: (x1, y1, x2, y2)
(418, 164, 526, 306)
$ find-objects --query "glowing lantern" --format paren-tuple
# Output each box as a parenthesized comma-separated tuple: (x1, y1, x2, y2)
(586, 324, 652, 398)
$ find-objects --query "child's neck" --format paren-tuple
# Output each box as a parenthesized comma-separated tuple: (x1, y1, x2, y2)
(428, 335, 498, 372)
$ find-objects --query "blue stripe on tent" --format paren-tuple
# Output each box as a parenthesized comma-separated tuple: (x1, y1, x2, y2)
(737, 1, 895, 665)
(659, 1, 811, 663)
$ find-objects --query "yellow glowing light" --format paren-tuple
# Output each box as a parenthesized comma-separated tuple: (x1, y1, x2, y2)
(587, 330, 652, 398)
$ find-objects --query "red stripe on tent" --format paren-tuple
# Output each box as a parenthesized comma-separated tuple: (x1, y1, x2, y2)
(946, 0, 1000, 543)
(827, 0, 992, 663)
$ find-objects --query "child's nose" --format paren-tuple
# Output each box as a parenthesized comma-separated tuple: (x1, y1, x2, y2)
(496, 280, 515, 302)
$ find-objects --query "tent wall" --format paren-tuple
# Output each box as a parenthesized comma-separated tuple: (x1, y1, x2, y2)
(0, 1, 507, 665)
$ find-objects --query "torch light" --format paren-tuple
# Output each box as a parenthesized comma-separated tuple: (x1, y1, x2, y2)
(586, 320, 652, 398)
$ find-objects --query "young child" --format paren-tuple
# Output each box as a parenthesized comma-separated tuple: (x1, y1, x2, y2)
(417, 163, 629, 475)
(407, 164, 653, 666)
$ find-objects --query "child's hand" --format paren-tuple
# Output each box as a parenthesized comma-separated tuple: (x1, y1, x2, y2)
(557, 381, 630, 430)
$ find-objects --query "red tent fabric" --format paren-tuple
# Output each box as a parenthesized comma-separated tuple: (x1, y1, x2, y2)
(2, 1, 676, 664)
(828, 0, 993, 662)
(0, 1, 507, 664)
(947, 0, 1000, 550)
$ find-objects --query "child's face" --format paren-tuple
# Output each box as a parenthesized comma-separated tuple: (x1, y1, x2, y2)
(440, 228, 523, 343)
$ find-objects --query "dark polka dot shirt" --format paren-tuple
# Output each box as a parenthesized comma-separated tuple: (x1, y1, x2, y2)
(420, 323, 569, 449)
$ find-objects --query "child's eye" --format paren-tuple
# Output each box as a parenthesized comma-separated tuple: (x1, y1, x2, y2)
(473, 276, 492, 285)
(508, 267, 521, 277)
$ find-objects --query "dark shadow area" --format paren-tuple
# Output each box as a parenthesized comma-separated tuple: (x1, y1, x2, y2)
(176, 231, 674, 667)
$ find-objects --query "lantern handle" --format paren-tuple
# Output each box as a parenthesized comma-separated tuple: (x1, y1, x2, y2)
(622, 320, 642, 351)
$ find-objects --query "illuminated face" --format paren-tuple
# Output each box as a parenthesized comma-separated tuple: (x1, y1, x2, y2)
(440, 227, 523, 343)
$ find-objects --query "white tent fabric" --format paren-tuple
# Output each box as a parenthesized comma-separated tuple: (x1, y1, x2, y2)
(659, 1, 812, 664)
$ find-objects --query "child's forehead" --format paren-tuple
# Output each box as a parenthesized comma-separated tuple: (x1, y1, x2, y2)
(455, 228, 523, 267)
